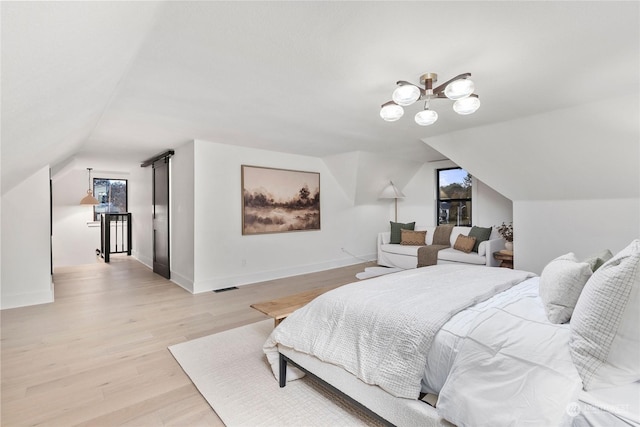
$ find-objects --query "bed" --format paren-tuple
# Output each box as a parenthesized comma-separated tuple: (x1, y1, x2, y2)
(263, 241, 640, 426)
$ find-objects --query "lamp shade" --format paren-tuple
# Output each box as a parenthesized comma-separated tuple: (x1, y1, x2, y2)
(444, 79, 475, 100)
(80, 167, 99, 205)
(80, 189, 99, 205)
(392, 84, 421, 106)
(379, 181, 405, 199)
(453, 96, 481, 115)
(415, 109, 438, 126)
(380, 103, 404, 121)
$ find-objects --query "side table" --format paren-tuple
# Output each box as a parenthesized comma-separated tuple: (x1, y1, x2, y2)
(493, 250, 514, 269)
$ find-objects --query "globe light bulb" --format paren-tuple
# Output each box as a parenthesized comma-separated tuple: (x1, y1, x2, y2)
(380, 103, 404, 121)
(453, 96, 481, 115)
(392, 84, 421, 106)
(414, 109, 438, 126)
(444, 79, 475, 100)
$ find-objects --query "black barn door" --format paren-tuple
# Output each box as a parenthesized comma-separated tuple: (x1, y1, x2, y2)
(152, 158, 170, 279)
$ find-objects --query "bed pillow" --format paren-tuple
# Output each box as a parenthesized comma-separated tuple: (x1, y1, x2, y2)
(400, 229, 427, 246)
(539, 253, 592, 324)
(582, 249, 613, 272)
(389, 221, 415, 244)
(569, 239, 640, 390)
(468, 226, 492, 253)
(453, 235, 476, 253)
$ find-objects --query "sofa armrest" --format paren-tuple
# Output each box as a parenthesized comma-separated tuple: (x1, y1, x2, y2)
(485, 238, 506, 267)
(378, 232, 391, 246)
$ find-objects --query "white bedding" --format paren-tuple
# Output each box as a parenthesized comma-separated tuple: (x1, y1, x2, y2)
(436, 299, 582, 426)
(264, 265, 533, 399)
(422, 278, 544, 394)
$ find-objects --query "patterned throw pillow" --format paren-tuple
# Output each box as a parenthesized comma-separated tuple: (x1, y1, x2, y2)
(400, 230, 427, 246)
(453, 235, 476, 253)
(570, 239, 640, 390)
(389, 221, 415, 244)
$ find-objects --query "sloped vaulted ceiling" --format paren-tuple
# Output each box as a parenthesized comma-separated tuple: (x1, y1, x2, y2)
(2, 2, 638, 195)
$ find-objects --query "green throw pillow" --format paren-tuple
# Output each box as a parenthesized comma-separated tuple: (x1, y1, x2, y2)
(583, 249, 613, 272)
(390, 221, 415, 244)
(468, 226, 492, 253)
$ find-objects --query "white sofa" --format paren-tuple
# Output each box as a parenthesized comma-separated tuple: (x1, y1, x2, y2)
(377, 226, 506, 270)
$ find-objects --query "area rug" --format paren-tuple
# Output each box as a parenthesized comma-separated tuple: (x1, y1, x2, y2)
(169, 320, 384, 426)
(355, 266, 402, 280)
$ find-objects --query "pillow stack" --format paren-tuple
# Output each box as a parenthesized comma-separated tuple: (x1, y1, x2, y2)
(389, 221, 415, 244)
(569, 239, 640, 390)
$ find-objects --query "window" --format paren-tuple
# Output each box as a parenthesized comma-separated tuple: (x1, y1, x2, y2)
(93, 178, 128, 221)
(437, 167, 472, 226)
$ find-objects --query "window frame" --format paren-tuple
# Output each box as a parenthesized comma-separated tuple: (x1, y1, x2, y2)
(93, 178, 128, 222)
(436, 167, 473, 227)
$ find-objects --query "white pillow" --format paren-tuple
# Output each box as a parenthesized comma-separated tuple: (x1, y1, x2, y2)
(570, 239, 640, 390)
(539, 253, 592, 324)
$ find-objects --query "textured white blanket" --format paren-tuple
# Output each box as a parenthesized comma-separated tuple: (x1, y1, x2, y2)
(264, 265, 534, 399)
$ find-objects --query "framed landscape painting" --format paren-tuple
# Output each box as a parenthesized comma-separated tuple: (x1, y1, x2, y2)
(242, 165, 320, 235)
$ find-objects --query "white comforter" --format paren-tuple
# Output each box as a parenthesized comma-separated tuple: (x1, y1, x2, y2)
(436, 294, 583, 426)
(264, 264, 533, 399)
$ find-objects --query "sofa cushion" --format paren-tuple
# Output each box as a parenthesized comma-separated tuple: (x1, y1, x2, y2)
(400, 230, 427, 246)
(468, 226, 492, 253)
(380, 244, 420, 257)
(390, 221, 415, 244)
(453, 235, 477, 253)
(438, 248, 486, 265)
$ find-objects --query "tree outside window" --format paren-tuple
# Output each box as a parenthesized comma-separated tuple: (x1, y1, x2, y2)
(93, 178, 128, 221)
(437, 167, 472, 226)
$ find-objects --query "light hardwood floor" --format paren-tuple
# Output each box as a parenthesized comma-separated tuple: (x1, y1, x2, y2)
(1, 256, 375, 426)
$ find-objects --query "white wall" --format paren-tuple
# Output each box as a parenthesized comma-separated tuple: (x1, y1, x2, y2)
(423, 95, 640, 274)
(401, 160, 512, 228)
(515, 198, 640, 273)
(170, 142, 195, 292)
(190, 140, 373, 292)
(1, 165, 53, 309)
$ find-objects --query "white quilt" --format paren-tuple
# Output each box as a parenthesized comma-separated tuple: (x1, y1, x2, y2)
(264, 264, 534, 399)
(436, 302, 583, 426)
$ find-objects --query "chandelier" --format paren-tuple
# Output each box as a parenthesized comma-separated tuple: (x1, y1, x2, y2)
(380, 73, 480, 126)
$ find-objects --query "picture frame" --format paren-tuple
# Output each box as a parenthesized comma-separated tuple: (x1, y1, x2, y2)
(241, 165, 320, 235)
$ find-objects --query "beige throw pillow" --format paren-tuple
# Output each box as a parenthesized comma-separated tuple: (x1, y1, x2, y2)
(453, 235, 476, 253)
(400, 230, 427, 246)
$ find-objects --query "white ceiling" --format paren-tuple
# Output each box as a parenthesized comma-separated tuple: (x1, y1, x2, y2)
(2, 1, 638, 193)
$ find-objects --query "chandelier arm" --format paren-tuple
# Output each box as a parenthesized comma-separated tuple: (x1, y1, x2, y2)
(432, 73, 473, 95)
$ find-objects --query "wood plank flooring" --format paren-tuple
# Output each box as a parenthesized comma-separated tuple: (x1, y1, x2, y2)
(1, 256, 375, 426)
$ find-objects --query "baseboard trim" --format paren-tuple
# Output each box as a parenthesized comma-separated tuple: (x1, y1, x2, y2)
(170, 271, 195, 293)
(1, 286, 54, 310)
(192, 254, 376, 294)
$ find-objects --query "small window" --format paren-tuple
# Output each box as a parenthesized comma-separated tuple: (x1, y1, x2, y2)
(93, 178, 128, 221)
(437, 167, 472, 226)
